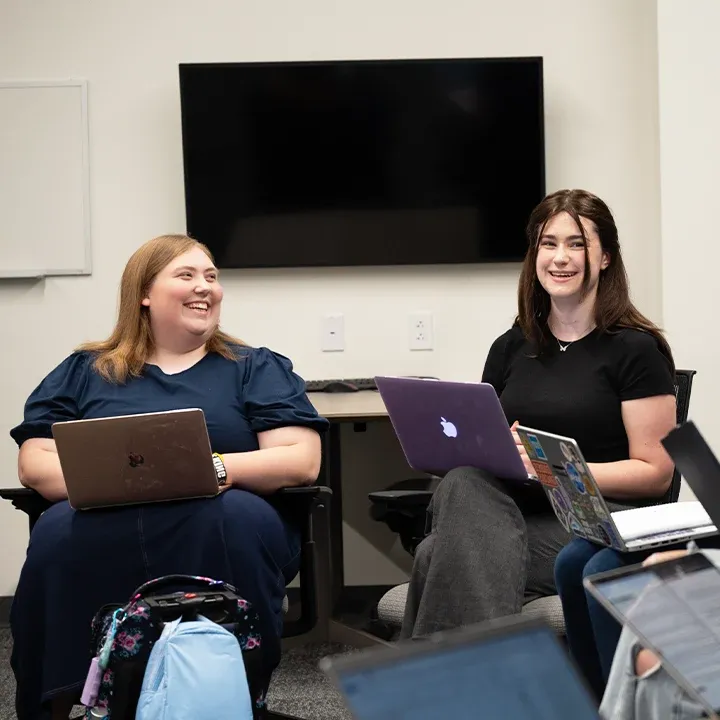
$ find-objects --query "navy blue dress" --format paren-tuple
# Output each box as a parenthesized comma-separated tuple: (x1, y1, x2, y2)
(8, 346, 328, 719)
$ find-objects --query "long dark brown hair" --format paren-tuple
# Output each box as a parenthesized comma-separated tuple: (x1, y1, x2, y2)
(517, 189, 674, 368)
(78, 234, 246, 383)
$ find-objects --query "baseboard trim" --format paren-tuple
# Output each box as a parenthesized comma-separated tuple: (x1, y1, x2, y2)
(0, 595, 11, 627)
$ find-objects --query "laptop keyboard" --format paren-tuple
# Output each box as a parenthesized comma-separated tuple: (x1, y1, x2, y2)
(627, 525, 717, 547)
(613, 501, 713, 541)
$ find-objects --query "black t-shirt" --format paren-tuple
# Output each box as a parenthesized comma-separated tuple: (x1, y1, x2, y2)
(482, 324, 675, 502)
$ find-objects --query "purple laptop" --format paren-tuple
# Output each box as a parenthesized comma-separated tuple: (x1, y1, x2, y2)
(375, 376, 534, 484)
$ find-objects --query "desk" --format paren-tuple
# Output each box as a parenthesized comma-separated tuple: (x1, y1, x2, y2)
(309, 391, 389, 422)
(303, 390, 391, 648)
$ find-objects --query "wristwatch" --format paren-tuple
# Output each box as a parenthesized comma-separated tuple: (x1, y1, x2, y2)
(212, 453, 228, 486)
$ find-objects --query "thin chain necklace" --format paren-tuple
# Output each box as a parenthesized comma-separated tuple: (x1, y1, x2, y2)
(555, 324, 595, 353)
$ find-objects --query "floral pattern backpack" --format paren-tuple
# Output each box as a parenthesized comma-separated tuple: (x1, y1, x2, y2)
(82, 575, 268, 719)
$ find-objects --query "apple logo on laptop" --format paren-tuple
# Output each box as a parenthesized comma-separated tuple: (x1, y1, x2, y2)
(440, 417, 457, 438)
(128, 452, 144, 468)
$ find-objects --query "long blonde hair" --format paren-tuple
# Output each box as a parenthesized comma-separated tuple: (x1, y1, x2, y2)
(79, 234, 245, 383)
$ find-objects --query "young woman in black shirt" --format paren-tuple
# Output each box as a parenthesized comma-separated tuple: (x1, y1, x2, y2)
(400, 189, 677, 646)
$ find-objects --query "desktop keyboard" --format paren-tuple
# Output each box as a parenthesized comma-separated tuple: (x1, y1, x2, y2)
(305, 377, 378, 392)
(304, 376, 440, 393)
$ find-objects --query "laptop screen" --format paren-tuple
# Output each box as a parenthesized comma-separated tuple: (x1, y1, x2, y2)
(335, 625, 599, 719)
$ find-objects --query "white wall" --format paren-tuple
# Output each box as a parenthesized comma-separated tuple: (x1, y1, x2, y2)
(0, 0, 663, 594)
(657, 0, 720, 502)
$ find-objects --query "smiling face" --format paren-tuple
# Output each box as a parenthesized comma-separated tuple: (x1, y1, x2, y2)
(141, 246, 224, 349)
(535, 211, 610, 304)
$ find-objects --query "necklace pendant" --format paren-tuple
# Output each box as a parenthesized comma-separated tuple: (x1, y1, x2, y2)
(559, 344, 568, 352)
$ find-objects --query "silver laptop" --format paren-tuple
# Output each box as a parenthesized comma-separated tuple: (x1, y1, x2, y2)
(320, 614, 600, 719)
(515, 425, 716, 551)
(584, 551, 720, 719)
(52, 408, 220, 510)
(374, 376, 535, 485)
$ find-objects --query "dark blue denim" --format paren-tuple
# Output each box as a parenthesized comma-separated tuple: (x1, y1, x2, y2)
(554, 539, 646, 700)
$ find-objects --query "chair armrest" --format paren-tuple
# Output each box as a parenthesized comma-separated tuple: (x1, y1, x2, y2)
(368, 490, 433, 557)
(0, 487, 53, 532)
(368, 489, 434, 509)
(266, 484, 324, 508)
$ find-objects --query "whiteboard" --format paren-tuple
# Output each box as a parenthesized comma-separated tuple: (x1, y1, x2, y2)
(0, 80, 91, 278)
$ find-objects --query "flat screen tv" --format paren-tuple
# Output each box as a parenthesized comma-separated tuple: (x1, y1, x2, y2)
(178, 57, 545, 269)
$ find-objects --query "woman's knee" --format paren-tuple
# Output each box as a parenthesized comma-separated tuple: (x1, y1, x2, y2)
(438, 466, 509, 505)
(554, 539, 600, 592)
(443, 465, 486, 488)
(635, 648, 661, 678)
(218, 490, 300, 579)
(582, 548, 625, 580)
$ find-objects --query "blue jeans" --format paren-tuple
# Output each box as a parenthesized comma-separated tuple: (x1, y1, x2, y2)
(554, 539, 647, 699)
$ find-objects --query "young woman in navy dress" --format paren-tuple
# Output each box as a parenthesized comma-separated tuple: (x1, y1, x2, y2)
(9, 234, 328, 719)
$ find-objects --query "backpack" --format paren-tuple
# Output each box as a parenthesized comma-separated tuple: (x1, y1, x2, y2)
(135, 615, 252, 720)
(81, 575, 270, 719)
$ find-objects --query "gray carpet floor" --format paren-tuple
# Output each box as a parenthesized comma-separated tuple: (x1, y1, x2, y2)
(0, 628, 354, 720)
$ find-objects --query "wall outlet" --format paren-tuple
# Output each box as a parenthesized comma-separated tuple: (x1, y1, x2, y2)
(321, 313, 345, 352)
(408, 312, 434, 351)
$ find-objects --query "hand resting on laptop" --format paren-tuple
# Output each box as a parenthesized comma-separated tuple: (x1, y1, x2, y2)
(511, 421, 535, 476)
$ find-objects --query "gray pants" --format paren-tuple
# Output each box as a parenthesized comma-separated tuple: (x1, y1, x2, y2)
(400, 466, 570, 639)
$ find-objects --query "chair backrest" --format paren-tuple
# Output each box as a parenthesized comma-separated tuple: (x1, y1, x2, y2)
(662, 369, 697, 503)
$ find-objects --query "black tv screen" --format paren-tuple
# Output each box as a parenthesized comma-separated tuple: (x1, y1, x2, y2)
(178, 57, 545, 269)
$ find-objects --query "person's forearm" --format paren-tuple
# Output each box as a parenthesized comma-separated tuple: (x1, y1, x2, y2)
(587, 459, 672, 500)
(223, 444, 320, 494)
(18, 447, 68, 502)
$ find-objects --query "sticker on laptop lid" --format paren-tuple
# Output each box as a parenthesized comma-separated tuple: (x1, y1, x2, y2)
(550, 487, 571, 514)
(582, 523, 603, 544)
(548, 492, 570, 533)
(531, 461, 558, 488)
(565, 462, 588, 494)
(568, 513, 586, 538)
(597, 522, 624, 551)
(590, 495, 607, 518)
(560, 441, 580, 464)
(522, 433, 548, 461)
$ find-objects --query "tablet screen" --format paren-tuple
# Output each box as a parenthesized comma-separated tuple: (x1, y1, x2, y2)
(588, 553, 720, 712)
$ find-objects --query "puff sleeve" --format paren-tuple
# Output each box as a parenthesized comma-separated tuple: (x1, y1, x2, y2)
(9, 352, 90, 447)
(242, 347, 329, 434)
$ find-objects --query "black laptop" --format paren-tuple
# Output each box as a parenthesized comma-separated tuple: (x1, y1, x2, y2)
(662, 420, 720, 527)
